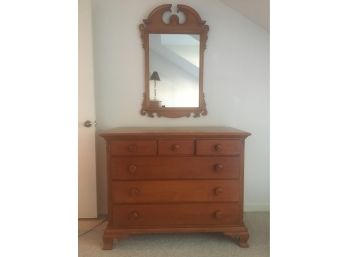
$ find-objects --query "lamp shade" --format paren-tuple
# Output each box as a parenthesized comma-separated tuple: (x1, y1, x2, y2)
(150, 71, 160, 81)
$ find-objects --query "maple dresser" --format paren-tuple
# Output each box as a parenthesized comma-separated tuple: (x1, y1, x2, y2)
(101, 127, 251, 249)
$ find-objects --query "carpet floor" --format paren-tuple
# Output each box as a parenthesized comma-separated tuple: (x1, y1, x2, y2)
(79, 212, 269, 257)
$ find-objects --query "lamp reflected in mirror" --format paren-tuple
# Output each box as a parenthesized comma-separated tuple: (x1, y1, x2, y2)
(149, 71, 162, 108)
(150, 71, 160, 100)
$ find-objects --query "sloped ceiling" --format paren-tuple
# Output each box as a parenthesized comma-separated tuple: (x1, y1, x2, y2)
(220, 0, 269, 31)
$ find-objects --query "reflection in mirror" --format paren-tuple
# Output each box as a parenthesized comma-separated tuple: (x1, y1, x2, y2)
(149, 34, 200, 107)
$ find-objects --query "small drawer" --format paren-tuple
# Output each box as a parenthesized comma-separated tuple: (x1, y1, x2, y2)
(196, 139, 242, 156)
(112, 203, 242, 227)
(112, 180, 240, 203)
(109, 140, 157, 156)
(158, 140, 194, 155)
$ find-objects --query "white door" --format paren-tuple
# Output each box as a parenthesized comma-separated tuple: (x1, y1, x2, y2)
(78, 0, 97, 218)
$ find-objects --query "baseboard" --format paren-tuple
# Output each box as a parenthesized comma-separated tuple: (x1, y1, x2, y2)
(79, 214, 107, 220)
(244, 203, 270, 212)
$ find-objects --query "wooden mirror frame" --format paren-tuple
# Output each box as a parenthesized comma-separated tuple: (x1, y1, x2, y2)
(139, 4, 209, 118)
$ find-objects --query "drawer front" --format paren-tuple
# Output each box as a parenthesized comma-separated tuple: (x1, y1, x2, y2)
(112, 203, 242, 227)
(109, 140, 157, 156)
(112, 180, 240, 203)
(111, 156, 241, 180)
(196, 139, 242, 156)
(158, 140, 194, 155)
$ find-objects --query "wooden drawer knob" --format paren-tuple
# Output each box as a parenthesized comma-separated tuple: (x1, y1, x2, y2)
(128, 144, 137, 152)
(129, 187, 140, 196)
(214, 210, 223, 219)
(214, 164, 224, 171)
(128, 164, 137, 174)
(171, 144, 181, 152)
(214, 187, 223, 195)
(128, 211, 139, 220)
(214, 144, 222, 152)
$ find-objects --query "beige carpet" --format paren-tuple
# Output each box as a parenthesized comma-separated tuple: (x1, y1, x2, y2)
(78, 212, 269, 257)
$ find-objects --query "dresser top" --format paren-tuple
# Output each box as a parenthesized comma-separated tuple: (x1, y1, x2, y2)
(100, 127, 251, 138)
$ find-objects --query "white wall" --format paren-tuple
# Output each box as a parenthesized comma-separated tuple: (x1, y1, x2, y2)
(91, 0, 269, 214)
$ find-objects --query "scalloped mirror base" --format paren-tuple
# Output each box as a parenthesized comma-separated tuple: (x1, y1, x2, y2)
(140, 108, 208, 118)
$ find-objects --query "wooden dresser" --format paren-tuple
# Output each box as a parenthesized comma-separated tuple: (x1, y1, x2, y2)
(101, 127, 251, 249)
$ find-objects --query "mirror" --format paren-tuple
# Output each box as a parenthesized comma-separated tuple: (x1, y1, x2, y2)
(140, 4, 209, 118)
(149, 34, 200, 108)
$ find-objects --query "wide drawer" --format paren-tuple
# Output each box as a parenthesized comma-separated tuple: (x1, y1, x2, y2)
(112, 180, 240, 203)
(112, 203, 242, 227)
(196, 139, 242, 156)
(158, 140, 194, 155)
(111, 156, 241, 180)
(109, 140, 157, 156)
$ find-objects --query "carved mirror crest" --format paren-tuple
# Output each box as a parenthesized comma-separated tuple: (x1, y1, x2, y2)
(139, 4, 209, 118)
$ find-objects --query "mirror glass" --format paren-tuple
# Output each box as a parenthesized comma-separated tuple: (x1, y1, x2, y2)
(149, 33, 200, 107)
